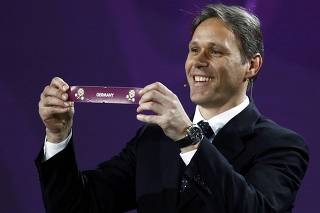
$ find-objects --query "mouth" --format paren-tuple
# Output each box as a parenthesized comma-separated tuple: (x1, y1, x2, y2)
(193, 75, 213, 82)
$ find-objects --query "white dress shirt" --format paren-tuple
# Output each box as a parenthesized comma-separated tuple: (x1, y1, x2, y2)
(44, 96, 249, 163)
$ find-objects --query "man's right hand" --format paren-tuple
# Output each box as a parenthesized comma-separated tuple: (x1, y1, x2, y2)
(39, 77, 74, 143)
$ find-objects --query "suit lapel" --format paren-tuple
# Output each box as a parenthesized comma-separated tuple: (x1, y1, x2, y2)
(213, 102, 261, 163)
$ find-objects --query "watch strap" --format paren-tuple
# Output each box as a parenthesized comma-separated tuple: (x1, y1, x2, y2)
(176, 136, 194, 149)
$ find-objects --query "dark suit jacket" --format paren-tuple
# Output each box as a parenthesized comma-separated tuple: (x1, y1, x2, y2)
(35, 102, 309, 213)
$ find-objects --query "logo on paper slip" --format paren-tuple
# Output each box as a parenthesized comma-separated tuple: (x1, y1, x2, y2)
(126, 89, 136, 102)
(96, 92, 114, 98)
(75, 88, 85, 100)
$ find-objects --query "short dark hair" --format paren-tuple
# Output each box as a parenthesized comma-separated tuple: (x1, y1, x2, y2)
(192, 4, 264, 64)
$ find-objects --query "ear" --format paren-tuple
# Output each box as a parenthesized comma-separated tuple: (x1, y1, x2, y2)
(244, 53, 263, 80)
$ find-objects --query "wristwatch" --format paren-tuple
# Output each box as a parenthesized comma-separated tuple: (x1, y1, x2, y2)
(176, 124, 204, 149)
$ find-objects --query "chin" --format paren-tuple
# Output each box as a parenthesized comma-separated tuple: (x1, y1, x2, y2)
(190, 94, 210, 105)
(190, 92, 221, 108)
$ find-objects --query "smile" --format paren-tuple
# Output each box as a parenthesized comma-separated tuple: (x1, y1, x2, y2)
(193, 75, 213, 82)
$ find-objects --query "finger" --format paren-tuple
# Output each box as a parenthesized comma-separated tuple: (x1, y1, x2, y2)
(137, 101, 163, 114)
(139, 82, 173, 96)
(40, 106, 70, 118)
(42, 96, 72, 108)
(43, 86, 68, 101)
(50, 77, 69, 92)
(136, 114, 160, 124)
(139, 90, 168, 105)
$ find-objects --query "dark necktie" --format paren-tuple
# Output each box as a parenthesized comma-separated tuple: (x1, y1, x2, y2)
(180, 120, 215, 193)
(197, 120, 215, 139)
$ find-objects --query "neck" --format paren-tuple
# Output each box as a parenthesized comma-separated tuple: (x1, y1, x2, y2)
(198, 94, 247, 120)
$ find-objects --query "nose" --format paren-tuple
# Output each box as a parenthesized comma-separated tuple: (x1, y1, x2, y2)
(194, 50, 209, 68)
(194, 60, 208, 69)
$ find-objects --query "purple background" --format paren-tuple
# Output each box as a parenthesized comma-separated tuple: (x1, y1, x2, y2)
(1, 0, 319, 212)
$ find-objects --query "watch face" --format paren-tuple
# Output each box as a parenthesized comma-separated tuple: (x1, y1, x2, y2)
(188, 125, 203, 144)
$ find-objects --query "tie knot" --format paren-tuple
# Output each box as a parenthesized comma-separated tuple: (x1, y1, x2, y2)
(197, 120, 215, 139)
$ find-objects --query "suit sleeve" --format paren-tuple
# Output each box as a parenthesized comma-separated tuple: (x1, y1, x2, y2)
(35, 126, 145, 213)
(185, 132, 309, 213)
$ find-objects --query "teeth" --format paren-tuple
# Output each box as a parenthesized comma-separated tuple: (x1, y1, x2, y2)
(194, 76, 212, 82)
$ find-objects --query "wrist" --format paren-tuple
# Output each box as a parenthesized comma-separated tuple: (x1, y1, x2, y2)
(176, 123, 204, 150)
(46, 128, 70, 143)
(175, 120, 193, 141)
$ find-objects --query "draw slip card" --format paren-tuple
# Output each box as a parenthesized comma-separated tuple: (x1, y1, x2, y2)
(68, 86, 142, 104)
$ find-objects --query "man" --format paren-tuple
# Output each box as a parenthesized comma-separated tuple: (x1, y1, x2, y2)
(36, 4, 309, 213)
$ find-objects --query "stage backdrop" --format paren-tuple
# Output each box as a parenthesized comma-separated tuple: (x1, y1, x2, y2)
(1, 0, 319, 212)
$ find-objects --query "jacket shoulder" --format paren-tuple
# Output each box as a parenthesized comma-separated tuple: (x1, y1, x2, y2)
(252, 116, 308, 151)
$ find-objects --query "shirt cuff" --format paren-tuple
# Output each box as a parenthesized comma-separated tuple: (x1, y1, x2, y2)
(43, 131, 72, 161)
(180, 149, 197, 165)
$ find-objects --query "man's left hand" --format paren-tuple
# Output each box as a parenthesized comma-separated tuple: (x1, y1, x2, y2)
(137, 82, 192, 141)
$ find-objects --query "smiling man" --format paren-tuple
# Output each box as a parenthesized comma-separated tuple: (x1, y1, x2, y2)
(36, 4, 309, 213)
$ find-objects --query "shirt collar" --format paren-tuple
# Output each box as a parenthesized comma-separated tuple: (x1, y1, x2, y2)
(193, 96, 250, 135)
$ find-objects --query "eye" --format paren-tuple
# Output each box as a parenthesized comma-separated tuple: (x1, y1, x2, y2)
(189, 46, 199, 54)
(209, 48, 222, 56)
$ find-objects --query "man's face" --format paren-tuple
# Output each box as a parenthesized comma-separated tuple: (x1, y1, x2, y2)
(185, 18, 249, 108)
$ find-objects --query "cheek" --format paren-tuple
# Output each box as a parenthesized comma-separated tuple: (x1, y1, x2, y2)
(219, 60, 242, 82)
(185, 56, 192, 73)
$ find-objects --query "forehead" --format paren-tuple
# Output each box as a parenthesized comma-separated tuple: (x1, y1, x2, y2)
(191, 18, 238, 49)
